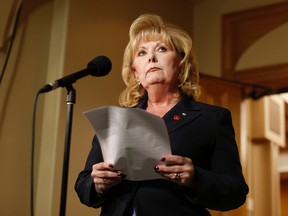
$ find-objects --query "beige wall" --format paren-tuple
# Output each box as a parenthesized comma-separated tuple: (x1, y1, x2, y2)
(0, 1, 55, 215)
(193, 0, 285, 76)
(0, 0, 287, 216)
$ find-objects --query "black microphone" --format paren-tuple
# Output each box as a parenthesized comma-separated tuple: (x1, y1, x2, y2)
(39, 55, 112, 93)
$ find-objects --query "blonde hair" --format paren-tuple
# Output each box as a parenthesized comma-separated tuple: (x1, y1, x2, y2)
(119, 13, 200, 107)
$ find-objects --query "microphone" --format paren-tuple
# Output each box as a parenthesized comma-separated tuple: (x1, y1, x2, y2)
(39, 55, 112, 93)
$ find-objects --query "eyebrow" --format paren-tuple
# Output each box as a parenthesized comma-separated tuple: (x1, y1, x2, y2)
(138, 42, 164, 50)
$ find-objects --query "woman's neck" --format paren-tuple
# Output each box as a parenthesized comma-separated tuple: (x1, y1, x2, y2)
(145, 88, 181, 117)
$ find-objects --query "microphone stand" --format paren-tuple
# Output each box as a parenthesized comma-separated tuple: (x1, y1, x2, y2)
(59, 84, 76, 216)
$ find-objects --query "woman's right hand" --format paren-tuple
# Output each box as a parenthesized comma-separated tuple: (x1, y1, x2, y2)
(91, 162, 126, 194)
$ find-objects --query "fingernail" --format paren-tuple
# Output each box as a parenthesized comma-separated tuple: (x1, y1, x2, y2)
(160, 157, 166, 162)
(154, 166, 159, 171)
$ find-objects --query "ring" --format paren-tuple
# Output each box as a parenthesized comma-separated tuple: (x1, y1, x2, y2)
(101, 178, 105, 184)
(174, 173, 181, 181)
(94, 184, 104, 195)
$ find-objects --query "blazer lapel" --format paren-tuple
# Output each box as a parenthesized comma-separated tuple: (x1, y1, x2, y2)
(136, 94, 202, 134)
(163, 96, 202, 133)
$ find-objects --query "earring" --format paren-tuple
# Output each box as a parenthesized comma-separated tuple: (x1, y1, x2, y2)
(135, 77, 141, 86)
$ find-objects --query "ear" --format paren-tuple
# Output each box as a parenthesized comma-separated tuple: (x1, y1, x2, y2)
(132, 67, 138, 77)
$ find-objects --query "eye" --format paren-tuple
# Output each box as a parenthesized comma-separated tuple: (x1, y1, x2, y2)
(136, 50, 147, 56)
(157, 46, 167, 52)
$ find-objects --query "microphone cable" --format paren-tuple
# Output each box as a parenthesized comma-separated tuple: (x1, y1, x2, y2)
(0, 2, 22, 85)
(31, 90, 41, 216)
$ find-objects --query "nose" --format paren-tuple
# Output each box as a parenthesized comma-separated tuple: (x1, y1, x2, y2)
(149, 52, 157, 62)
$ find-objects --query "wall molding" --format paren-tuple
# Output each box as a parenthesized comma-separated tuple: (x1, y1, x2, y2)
(221, 1, 288, 89)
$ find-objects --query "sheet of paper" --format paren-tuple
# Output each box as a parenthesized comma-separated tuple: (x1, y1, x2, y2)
(83, 106, 171, 181)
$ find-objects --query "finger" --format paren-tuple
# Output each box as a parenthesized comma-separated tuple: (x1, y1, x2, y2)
(158, 172, 183, 182)
(95, 176, 125, 192)
(172, 172, 182, 181)
(97, 177, 106, 185)
(91, 162, 117, 179)
(161, 155, 187, 165)
(155, 163, 183, 173)
(155, 163, 194, 184)
(92, 170, 123, 180)
(92, 162, 115, 171)
(92, 169, 127, 186)
(96, 175, 125, 185)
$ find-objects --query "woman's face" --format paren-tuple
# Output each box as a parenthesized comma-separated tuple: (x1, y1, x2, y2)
(132, 39, 181, 90)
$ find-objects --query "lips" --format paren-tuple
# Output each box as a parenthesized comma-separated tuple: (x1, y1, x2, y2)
(147, 67, 160, 72)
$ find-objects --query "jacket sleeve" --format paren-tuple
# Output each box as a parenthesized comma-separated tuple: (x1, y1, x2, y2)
(74, 135, 106, 208)
(189, 108, 249, 211)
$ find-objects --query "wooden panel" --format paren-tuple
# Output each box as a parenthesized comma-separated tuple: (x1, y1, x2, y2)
(199, 75, 242, 145)
(250, 96, 286, 147)
(198, 76, 245, 216)
(221, 1, 288, 90)
(280, 179, 288, 216)
(234, 63, 288, 90)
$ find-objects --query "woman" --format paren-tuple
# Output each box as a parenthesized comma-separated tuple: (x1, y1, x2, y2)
(75, 13, 249, 216)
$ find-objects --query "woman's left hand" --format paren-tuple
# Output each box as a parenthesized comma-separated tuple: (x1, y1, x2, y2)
(154, 155, 195, 186)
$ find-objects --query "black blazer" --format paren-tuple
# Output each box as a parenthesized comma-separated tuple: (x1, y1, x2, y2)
(75, 95, 249, 216)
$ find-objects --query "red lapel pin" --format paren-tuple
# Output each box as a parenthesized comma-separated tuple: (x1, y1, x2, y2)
(173, 115, 181, 120)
